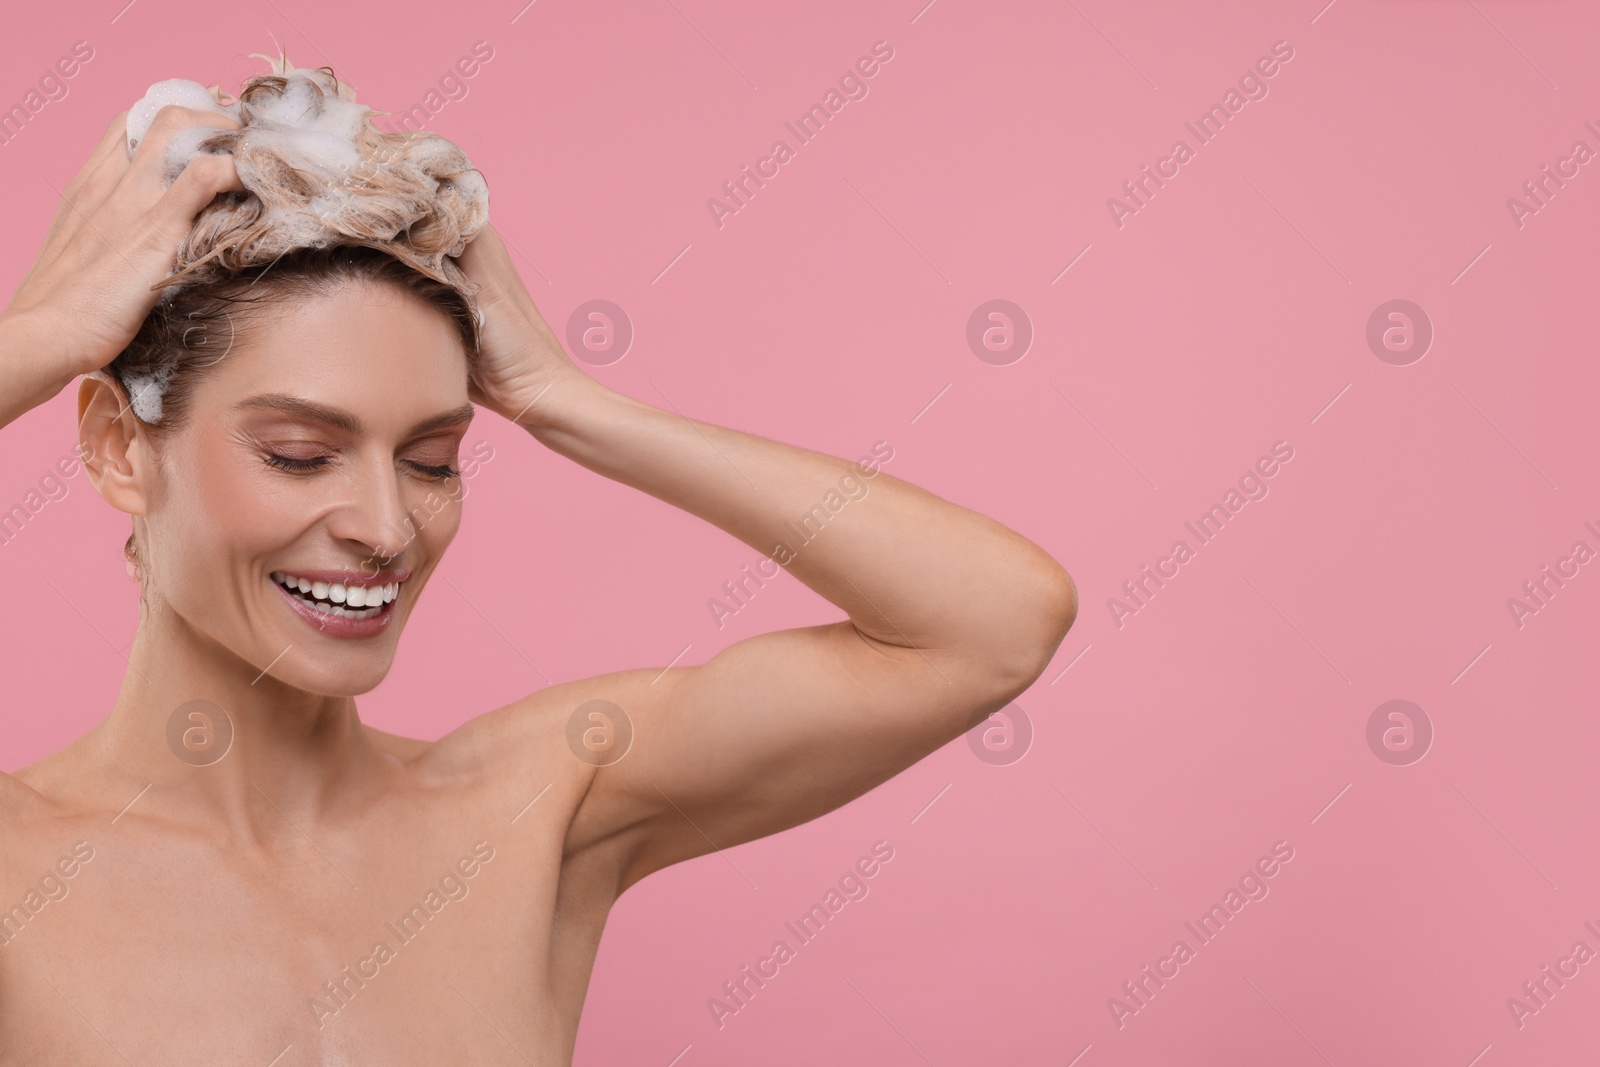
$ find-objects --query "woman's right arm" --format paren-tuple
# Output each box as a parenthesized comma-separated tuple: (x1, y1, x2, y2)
(0, 104, 246, 432)
(0, 312, 55, 430)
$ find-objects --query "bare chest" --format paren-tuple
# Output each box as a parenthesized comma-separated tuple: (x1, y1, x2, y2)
(0, 799, 609, 1066)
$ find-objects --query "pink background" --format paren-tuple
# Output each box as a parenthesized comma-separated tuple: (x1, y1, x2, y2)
(3, 1, 1597, 1063)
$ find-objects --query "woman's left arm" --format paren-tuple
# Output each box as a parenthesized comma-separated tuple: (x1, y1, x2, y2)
(461, 226, 1078, 887)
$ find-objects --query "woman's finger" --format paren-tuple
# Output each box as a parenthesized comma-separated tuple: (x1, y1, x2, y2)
(68, 113, 140, 225)
(133, 152, 245, 265)
(62, 109, 132, 205)
(458, 223, 519, 295)
(127, 103, 237, 170)
(33, 111, 134, 273)
(113, 105, 239, 219)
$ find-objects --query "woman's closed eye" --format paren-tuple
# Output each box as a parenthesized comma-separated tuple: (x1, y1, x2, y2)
(407, 459, 461, 480)
(263, 451, 461, 480)
(264, 452, 329, 473)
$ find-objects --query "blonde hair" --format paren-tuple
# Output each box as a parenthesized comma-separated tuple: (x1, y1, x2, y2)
(109, 53, 489, 424)
(155, 52, 489, 297)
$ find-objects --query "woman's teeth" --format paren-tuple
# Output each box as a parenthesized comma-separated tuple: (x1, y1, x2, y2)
(271, 571, 400, 619)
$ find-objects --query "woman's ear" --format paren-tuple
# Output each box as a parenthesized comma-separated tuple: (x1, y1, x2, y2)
(77, 372, 153, 519)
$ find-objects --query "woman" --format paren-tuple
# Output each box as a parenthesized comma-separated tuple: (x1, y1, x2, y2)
(0, 60, 1076, 1064)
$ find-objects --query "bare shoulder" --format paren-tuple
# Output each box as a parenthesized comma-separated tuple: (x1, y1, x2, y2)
(0, 766, 51, 823)
(0, 767, 55, 895)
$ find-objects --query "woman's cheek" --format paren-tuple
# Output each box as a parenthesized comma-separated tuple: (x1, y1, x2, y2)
(415, 487, 464, 546)
(183, 448, 321, 578)
(212, 457, 312, 540)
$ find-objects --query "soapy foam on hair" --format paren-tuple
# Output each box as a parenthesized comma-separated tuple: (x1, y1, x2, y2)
(117, 53, 489, 422)
(121, 363, 177, 423)
(125, 78, 235, 156)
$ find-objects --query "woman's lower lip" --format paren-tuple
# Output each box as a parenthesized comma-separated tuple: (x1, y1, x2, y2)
(272, 578, 397, 639)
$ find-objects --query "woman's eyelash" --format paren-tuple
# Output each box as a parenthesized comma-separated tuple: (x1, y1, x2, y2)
(265, 453, 327, 473)
(264, 453, 459, 480)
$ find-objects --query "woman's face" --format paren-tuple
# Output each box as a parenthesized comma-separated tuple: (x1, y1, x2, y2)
(137, 279, 475, 696)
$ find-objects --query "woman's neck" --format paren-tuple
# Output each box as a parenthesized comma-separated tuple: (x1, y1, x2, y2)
(73, 605, 395, 842)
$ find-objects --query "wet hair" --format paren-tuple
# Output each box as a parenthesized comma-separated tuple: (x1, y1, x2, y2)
(104, 54, 487, 580)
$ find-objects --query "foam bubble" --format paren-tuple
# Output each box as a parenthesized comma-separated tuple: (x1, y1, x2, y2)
(121, 363, 177, 423)
(119, 58, 489, 423)
(126, 79, 237, 156)
(157, 122, 234, 185)
(126, 72, 372, 188)
(235, 69, 366, 176)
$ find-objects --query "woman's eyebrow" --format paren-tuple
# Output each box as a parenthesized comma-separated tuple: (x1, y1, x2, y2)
(236, 394, 475, 436)
(407, 403, 477, 437)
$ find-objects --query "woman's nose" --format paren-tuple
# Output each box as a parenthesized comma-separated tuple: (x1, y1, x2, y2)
(325, 460, 415, 564)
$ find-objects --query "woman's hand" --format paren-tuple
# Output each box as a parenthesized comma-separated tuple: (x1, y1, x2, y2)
(456, 223, 594, 427)
(0, 105, 244, 427)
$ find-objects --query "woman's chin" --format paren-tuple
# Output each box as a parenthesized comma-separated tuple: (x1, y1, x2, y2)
(240, 634, 399, 696)
(272, 666, 393, 698)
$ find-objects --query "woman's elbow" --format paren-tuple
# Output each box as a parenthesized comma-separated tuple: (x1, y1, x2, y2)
(984, 564, 1079, 696)
(1032, 565, 1079, 669)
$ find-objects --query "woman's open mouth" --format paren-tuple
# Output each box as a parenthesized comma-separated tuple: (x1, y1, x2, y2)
(270, 569, 407, 638)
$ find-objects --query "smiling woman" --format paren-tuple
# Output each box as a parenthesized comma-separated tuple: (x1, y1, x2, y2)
(0, 49, 1075, 1066)
(84, 275, 477, 664)
(103, 246, 480, 597)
